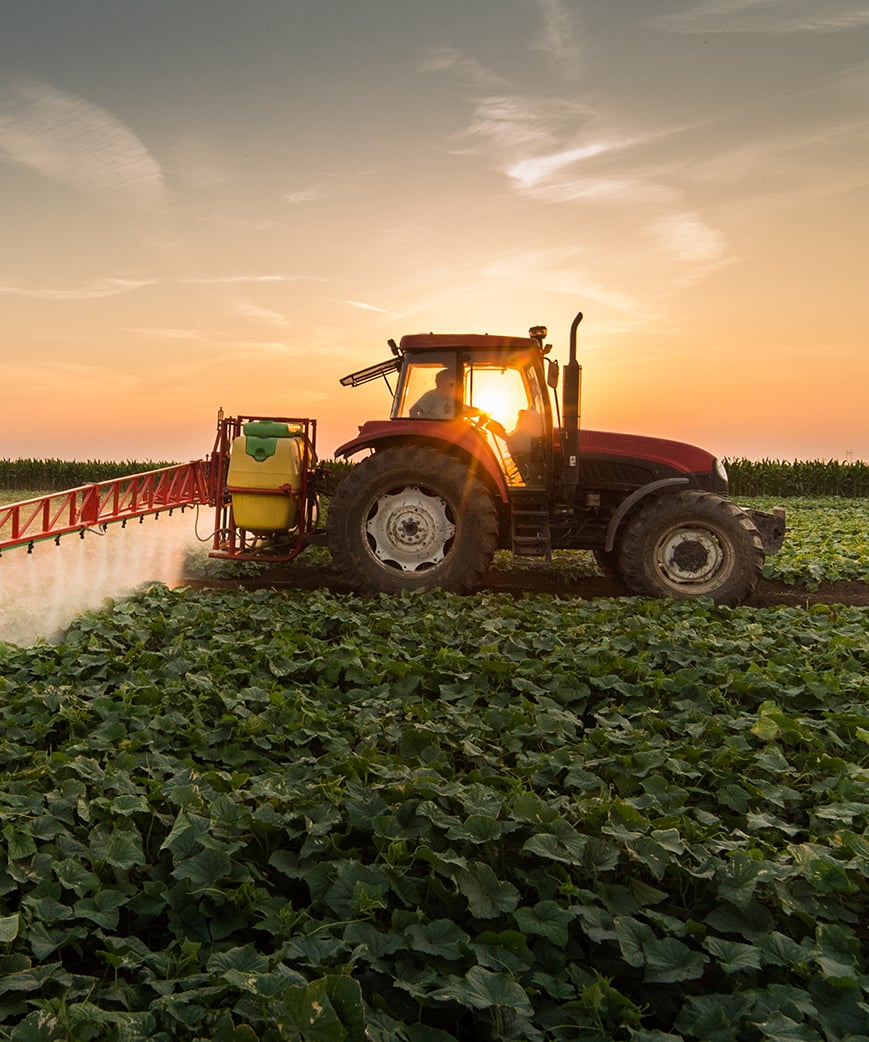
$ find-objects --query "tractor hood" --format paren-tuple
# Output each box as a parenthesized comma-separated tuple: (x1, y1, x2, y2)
(578, 429, 722, 477)
(336, 422, 722, 478)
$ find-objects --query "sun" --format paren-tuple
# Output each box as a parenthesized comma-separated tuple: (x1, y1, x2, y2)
(465, 367, 532, 428)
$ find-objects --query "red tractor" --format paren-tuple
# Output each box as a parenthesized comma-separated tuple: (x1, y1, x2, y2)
(1, 313, 784, 606)
(324, 312, 784, 605)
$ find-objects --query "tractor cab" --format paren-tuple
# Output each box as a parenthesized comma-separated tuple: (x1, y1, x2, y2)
(389, 333, 554, 490)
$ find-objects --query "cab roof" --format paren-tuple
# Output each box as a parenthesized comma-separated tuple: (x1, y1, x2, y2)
(399, 333, 539, 353)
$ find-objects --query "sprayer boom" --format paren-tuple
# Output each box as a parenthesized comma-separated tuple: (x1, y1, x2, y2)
(0, 461, 213, 555)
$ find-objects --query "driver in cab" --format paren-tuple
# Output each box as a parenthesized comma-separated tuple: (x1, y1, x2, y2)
(410, 369, 479, 420)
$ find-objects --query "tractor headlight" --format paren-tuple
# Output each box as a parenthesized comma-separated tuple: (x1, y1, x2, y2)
(715, 458, 728, 483)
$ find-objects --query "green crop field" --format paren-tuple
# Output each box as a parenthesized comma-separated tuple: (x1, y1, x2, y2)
(0, 586, 867, 1040)
(1, 476, 868, 1039)
(741, 498, 869, 588)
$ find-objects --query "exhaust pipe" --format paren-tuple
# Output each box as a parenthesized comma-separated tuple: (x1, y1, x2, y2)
(560, 311, 583, 502)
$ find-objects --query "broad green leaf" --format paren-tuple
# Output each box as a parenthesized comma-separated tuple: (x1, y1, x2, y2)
(675, 992, 754, 1041)
(715, 852, 763, 907)
(207, 945, 270, 976)
(809, 975, 869, 1040)
(522, 818, 588, 863)
(160, 810, 211, 856)
(626, 835, 672, 880)
(0, 914, 19, 942)
(752, 1012, 818, 1041)
(703, 936, 762, 973)
(454, 862, 519, 919)
(26, 922, 87, 960)
(280, 975, 365, 1042)
(432, 966, 532, 1016)
(20, 896, 74, 923)
(171, 845, 232, 887)
(470, 929, 534, 973)
(814, 922, 859, 979)
(756, 931, 810, 968)
(705, 901, 774, 939)
(642, 937, 707, 983)
(103, 828, 146, 870)
(52, 858, 98, 900)
(3, 825, 37, 860)
(8, 1010, 68, 1041)
(343, 922, 403, 960)
(404, 919, 470, 960)
(73, 889, 130, 930)
(446, 814, 504, 844)
(280, 978, 346, 1041)
(322, 975, 367, 1041)
(325, 861, 390, 918)
(109, 793, 150, 816)
(513, 900, 575, 946)
(614, 916, 655, 968)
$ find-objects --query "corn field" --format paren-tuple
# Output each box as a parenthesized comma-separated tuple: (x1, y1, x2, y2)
(0, 458, 179, 492)
(1, 456, 867, 497)
(723, 458, 869, 497)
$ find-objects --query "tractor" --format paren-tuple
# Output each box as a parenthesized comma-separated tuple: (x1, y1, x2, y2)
(324, 312, 784, 605)
(1, 312, 784, 606)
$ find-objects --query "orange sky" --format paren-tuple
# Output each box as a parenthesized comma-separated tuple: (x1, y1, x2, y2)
(2, 1, 867, 463)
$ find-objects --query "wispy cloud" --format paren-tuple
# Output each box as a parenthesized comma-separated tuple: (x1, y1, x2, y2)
(507, 143, 609, 188)
(481, 247, 648, 315)
(0, 74, 163, 203)
(283, 181, 336, 206)
(126, 327, 202, 341)
(531, 0, 581, 66)
(420, 17, 739, 306)
(0, 277, 154, 300)
(648, 213, 727, 265)
(236, 340, 311, 358)
(503, 143, 679, 207)
(193, 213, 278, 231)
(345, 300, 391, 314)
(417, 46, 500, 89)
(687, 117, 869, 192)
(233, 301, 290, 327)
(650, 0, 869, 34)
(4, 361, 139, 394)
(427, 54, 688, 215)
(181, 274, 329, 285)
(463, 92, 592, 156)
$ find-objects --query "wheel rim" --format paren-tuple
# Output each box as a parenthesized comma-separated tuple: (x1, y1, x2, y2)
(655, 525, 728, 587)
(365, 486, 456, 572)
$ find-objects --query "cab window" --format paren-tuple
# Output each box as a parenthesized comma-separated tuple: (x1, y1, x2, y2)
(393, 356, 457, 419)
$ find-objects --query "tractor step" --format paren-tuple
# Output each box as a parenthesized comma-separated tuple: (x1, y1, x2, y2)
(511, 501, 552, 561)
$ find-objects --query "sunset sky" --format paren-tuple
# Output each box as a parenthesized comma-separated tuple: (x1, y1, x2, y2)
(1, 0, 867, 464)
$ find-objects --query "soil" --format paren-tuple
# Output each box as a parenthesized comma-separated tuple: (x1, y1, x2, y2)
(182, 562, 869, 608)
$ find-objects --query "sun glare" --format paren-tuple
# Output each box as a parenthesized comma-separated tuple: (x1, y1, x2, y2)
(466, 368, 531, 428)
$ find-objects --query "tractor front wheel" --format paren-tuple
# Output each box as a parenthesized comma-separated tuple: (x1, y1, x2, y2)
(618, 490, 764, 606)
(327, 446, 498, 594)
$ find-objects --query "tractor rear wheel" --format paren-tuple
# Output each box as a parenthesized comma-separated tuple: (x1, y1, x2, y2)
(327, 446, 499, 594)
(618, 490, 764, 606)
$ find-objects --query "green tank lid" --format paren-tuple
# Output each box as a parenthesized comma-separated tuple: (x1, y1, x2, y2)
(243, 420, 295, 439)
(242, 421, 302, 462)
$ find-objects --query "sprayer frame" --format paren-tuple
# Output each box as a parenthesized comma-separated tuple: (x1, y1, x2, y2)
(206, 413, 320, 564)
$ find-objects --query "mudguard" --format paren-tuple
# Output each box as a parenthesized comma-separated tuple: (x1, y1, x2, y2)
(603, 477, 690, 552)
(333, 419, 510, 503)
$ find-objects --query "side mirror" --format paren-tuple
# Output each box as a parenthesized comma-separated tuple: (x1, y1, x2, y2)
(547, 359, 560, 389)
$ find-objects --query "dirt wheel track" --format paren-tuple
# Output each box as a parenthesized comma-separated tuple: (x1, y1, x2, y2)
(181, 563, 869, 607)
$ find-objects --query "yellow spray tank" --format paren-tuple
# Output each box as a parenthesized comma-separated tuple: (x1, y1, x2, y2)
(226, 420, 311, 534)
